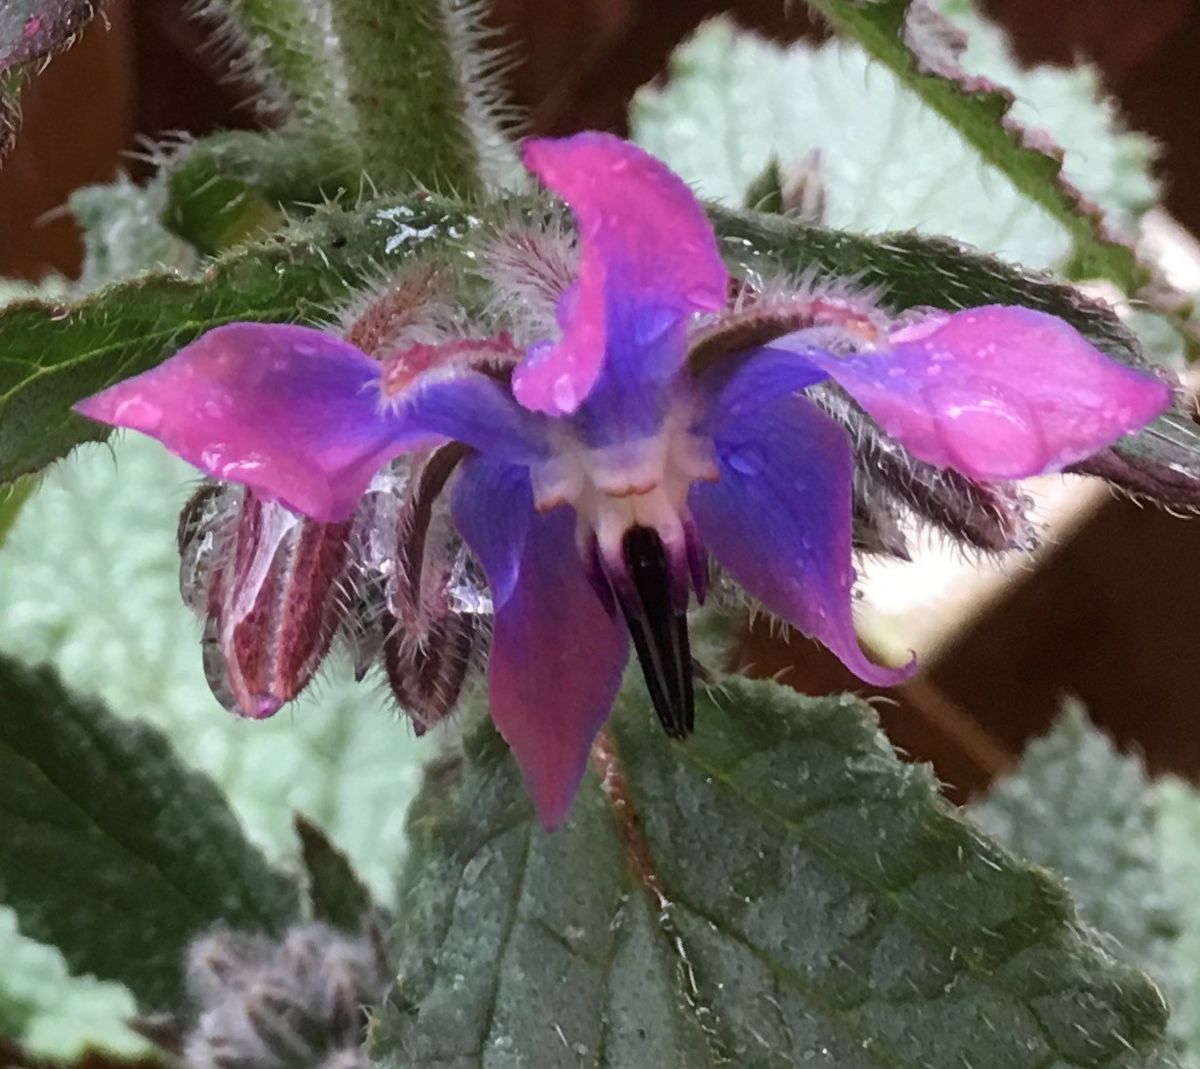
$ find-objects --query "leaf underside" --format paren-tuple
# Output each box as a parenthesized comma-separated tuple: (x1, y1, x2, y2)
(296, 813, 377, 932)
(797, 0, 1142, 289)
(632, 15, 1156, 273)
(0, 654, 301, 1013)
(371, 679, 1170, 1068)
(973, 709, 1188, 1045)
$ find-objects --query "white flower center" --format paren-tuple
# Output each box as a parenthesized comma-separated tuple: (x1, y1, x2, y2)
(529, 403, 718, 562)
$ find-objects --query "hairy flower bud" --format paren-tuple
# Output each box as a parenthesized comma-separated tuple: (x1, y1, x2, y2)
(184, 924, 388, 1069)
(179, 484, 352, 718)
(1069, 410, 1200, 511)
(383, 445, 489, 733)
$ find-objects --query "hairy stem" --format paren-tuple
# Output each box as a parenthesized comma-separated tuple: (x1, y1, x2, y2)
(325, 0, 483, 195)
(200, 0, 349, 125)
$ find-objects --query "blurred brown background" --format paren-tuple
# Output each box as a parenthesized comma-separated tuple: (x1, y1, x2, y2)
(5, 0, 1200, 797)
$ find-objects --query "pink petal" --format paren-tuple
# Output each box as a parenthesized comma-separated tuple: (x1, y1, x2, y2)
(74, 323, 547, 522)
(515, 133, 728, 416)
(451, 456, 629, 830)
(787, 306, 1173, 481)
(74, 324, 410, 521)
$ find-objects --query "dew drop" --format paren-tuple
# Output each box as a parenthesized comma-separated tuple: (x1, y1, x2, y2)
(634, 305, 678, 347)
(112, 395, 163, 430)
(726, 444, 764, 475)
(552, 374, 578, 412)
(929, 383, 1041, 477)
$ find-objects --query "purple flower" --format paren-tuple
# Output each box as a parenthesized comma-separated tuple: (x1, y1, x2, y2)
(75, 133, 1171, 829)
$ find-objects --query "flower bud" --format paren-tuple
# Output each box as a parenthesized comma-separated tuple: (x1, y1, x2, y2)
(184, 924, 387, 1069)
(179, 485, 352, 718)
(382, 446, 489, 732)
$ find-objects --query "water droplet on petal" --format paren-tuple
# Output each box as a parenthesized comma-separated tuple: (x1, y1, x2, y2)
(112, 395, 163, 430)
(634, 305, 679, 348)
(552, 374, 578, 412)
(928, 383, 1043, 478)
(726, 444, 764, 476)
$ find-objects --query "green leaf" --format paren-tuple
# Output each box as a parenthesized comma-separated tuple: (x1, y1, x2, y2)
(1155, 781, 1200, 1061)
(68, 178, 192, 292)
(295, 814, 376, 932)
(0, 654, 301, 1012)
(933, 0, 1158, 228)
(0, 193, 475, 485)
(971, 707, 1200, 1065)
(632, 15, 1155, 274)
(0, 432, 430, 1055)
(372, 680, 1170, 1067)
(711, 204, 1141, 360)
(742, 157, 786, 214)
(0, 909, 143, 1057)
(0, 473, 35, 551)
(161, 129, 364, 254)
(0, 2, 101, 160)
(794, 0, 1142, 286)
(972, 707, 1183, 1010)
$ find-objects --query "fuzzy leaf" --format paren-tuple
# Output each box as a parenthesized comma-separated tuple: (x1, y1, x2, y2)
(371, 680, 1170, 1068)
(0, 908, 143, 1058)
(0, 654, 301, 1012)
(1155, 781, 1200, 1062)
(633, 15, 1155, 273)
(793, 0, 1142, 286)
(69, 179, 192, 292)
(971, 708, 1200, 1065)
(0, 433, 430, 1055)
(972, 708, 1184, 1015)
(0, 1, 101, 160)
(0, 474, 35, 550)
(295, 814, 376, 932)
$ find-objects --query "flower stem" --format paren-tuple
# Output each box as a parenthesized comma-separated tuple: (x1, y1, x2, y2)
(325, 0, 484, 196)
(201, 0, 348, 125)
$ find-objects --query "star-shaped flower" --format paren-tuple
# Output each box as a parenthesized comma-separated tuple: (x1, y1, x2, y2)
(76, 132, 1171, 828)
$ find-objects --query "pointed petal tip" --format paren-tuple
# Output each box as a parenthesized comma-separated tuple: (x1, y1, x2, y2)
(529, 775, 580, 833)
(840, 647, 918, 689)
(452, 457, 628, 835)
(73, 381, 161, 434)
(249, 695, 285, 720)
(497, 707, 595, 834)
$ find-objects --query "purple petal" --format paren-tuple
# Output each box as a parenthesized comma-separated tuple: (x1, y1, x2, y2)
(694, 345, 828, 425)
(74, 323, 548, 522)
(452, 455, 629, 830)
(515, 133, 728, 419)
(690, 363, 914, 686)
(774, 305, 1172, 481)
